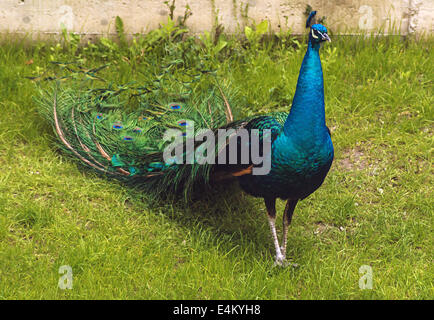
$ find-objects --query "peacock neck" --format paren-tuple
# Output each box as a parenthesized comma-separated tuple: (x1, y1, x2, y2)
(283, 40, 326, 138)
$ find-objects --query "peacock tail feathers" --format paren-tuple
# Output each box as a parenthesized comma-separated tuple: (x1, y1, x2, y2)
(35, 63, 244, 198)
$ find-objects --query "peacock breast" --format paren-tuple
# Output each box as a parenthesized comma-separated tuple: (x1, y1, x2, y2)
(239, 132, 333, 200)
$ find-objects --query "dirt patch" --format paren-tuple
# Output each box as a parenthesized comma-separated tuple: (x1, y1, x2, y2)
(421, 125, 433, 137)
(313, 222, 332, 235)
(398, 110, 420, 119)
(338, 146, 368, 171)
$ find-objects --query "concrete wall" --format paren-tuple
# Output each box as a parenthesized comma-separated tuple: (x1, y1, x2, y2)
(0, 0, 432, 37)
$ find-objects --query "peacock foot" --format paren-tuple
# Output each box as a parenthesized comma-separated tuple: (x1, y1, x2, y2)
(274, 256, 300, 268)
(274, 254, 288, 267)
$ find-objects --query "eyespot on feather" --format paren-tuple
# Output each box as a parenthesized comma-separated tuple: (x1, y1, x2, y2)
(129, 166, 137, 175)
(147, 162, 164, 172)
(169, 103, 182, 110)
(112, 122, 123, 129)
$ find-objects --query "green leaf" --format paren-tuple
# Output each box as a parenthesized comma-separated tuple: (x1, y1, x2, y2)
(115, 16, 127, 46)
(60, 23, 69, 43)
(173, 28, 188, 39)
(100, 37, 117, 50)
(115, 16, 124, 36)
(244, 26, 253, 42)
(215, 40, 227, 53)
(200, 31, 212, 47)
(256, 20, 269, 35)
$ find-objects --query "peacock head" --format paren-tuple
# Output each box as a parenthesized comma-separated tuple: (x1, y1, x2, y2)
(306, 11, 331, 44)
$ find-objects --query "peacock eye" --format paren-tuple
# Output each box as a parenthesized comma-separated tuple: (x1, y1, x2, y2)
(169, 103, 182, 110)
(112, 122, 123, 129)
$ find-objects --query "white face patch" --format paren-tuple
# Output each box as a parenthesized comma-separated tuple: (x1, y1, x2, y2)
(311, 29, 318, 39)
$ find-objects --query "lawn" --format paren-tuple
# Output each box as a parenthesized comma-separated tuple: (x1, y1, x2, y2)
(0, 21, 432, 299)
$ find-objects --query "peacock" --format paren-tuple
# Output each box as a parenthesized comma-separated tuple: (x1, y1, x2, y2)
(37, 11, 333, 266)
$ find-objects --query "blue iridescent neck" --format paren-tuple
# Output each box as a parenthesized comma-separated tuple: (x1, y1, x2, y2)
(283, 38, 326, 137)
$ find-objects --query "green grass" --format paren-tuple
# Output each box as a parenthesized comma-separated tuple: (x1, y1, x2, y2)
(0, 30, 432, 299)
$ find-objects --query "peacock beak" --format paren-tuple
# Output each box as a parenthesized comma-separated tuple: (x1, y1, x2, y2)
(322, 33, 331, 42)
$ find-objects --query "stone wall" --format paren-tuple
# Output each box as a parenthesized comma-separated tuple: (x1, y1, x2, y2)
(0, 0, 432, 37)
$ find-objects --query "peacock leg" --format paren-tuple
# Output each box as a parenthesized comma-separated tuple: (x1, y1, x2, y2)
(264, 198, 286, 266)
(281, 199, 298, 259)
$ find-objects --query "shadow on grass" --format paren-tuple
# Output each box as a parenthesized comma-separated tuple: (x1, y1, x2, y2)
(128, 181, 278, 259)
